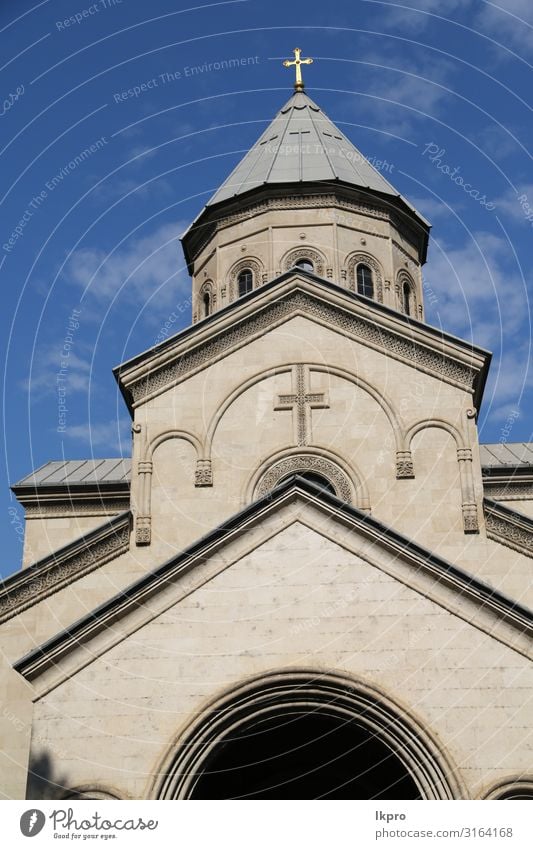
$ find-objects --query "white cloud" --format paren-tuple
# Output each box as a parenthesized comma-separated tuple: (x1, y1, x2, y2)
(423, 231, 532, 418)
(24, 344, 93, 400)
(351, 51, 457, 139)
(364, 0, 472, 33)
(62, 417, 132, 454)
(492, 183, 533, 225)
(476, 0, 533, 53)
(64, 220, 190, 317)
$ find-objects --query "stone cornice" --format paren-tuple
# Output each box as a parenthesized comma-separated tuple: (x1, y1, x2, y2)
(482, 471, 533, 502)
(181, 183, 429, 271)
(484, 498, 533, 559)
(114, 274, 490, 413)
(0, 511, 131, 624)
(14, 478, 532, 691)
(12, 480, 130, 517)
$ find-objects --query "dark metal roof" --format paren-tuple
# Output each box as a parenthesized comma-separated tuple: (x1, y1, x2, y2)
(13, 458, 131, 488)
(480, 443, 533, 469)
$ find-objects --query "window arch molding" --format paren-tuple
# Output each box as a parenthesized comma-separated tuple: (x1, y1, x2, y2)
(245, 446, 370, 509)
(396, 270, 417, 317)
(229, 257, 264, 301)
(282, 246, 326, 277)
(255, 454, 353, 503)
(346, 253, 384, 303)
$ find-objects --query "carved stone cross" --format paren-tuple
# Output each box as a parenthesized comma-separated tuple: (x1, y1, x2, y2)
(275, 364, 329, 446)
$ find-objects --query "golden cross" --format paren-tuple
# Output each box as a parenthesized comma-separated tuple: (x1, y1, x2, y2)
(283, 48, 313, 91)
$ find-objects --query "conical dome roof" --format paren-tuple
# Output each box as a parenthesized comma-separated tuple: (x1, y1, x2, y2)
(206, 90, 417, 213)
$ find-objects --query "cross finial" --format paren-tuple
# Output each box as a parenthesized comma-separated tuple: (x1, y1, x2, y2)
(283, 48, 313, 91)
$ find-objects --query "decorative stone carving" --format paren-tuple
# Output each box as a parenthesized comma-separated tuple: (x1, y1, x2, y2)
(283, 247, 326, 276)
(24, 499, 130, 517)
(130, 292, 476, 404)
(274, 365, 329, 447)
(0, 513, 131, 623)
(135, 515, 151, 546)
(346, 253, 384, 303)
(483, 482, 533, 501)
(256, 455, 353, 504)
(462, 504, 480, 534)
(396, 451, 415, 479)
(195, 459, 213, 487)
(485, 501, 533, 558)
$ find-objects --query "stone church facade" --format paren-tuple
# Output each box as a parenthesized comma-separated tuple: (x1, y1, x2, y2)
(1, 82, 532, 800)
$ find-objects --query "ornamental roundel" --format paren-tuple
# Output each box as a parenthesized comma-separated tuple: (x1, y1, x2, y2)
(282, 247, 326, 277)
(228, 258, 264, 301)
(346, 252, 384, 303)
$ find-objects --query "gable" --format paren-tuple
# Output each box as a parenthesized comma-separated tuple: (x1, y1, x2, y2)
(16, 481, 532, 699)
(20, 494, 533, 800)
(114, 273, 490, 414)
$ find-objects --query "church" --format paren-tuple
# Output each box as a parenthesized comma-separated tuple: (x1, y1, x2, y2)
(1, 51, 532, 800)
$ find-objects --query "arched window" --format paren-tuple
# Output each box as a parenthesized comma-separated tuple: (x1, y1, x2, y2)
(238, 269, 253, 297)
(295, 258, 314, 273)
(203, 292, 211, 318)
(356, 264, 374, 298)
(276, 471, 336, 496)
(403, 281, 411, 316)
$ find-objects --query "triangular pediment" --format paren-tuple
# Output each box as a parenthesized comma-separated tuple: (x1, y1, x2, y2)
(115, 271, 490, 414)
(16, 478, 532, 696)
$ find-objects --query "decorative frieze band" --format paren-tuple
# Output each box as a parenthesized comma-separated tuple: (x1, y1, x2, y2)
(0, 512, 131, 623)
(130, 292, 475, 405)
(213, 194, 390, 235)
(483, 481, 533, 501)
(484, 500, 533, 558)
(23, 499, 130, 517)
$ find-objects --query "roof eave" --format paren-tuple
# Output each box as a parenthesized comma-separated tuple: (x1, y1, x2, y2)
(114, 270, 490, 415)
(181, 179, 431, 274)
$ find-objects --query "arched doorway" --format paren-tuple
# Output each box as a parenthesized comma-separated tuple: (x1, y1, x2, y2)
(189, 709, 420, 799)
(154, 671, 461, 800)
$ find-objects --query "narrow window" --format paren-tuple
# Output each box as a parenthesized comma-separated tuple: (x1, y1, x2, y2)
(203, 292, 211, 317)
(295, 258, 314, 273)
(356, 264, 374, 298)
(238, 269, 253, 297)
(403, 281, 411, 316)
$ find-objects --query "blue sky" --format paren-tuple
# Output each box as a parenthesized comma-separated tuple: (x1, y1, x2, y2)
(1, 0, 532, 576)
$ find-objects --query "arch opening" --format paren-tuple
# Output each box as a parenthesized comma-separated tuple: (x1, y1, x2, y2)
(189, 709, 421, 800)
(275, 471, 336, 496)
(155, 672, 461, 800)
(294, 258, 314, 273)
